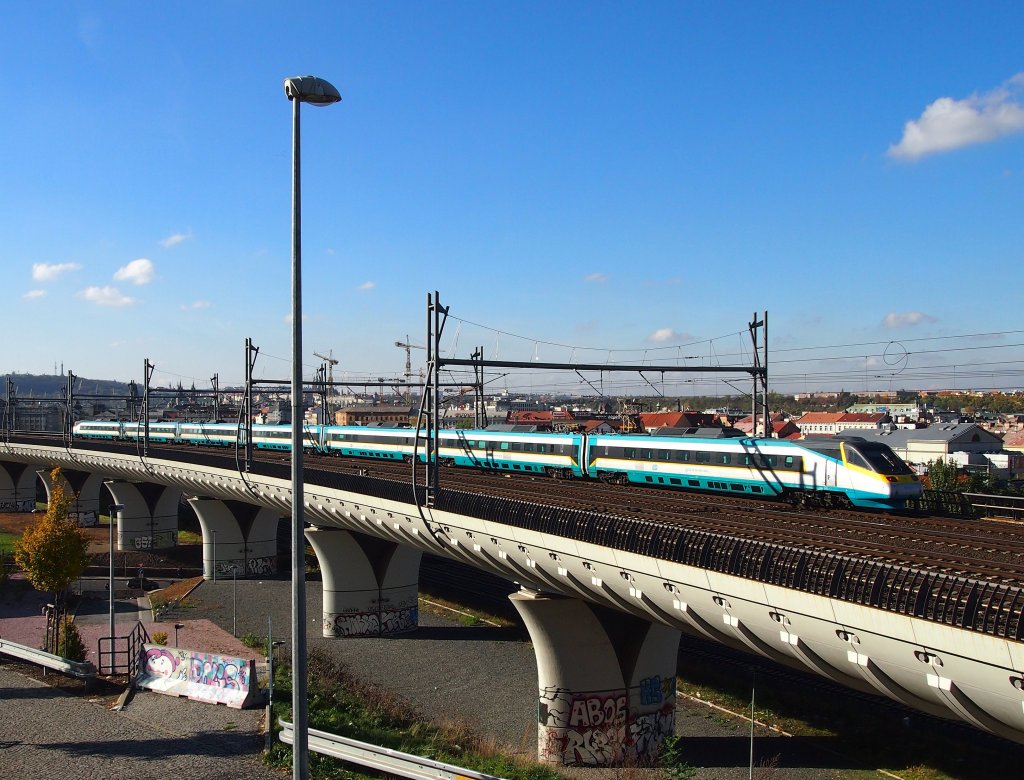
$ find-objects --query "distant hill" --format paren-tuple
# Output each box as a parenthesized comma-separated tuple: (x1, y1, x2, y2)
(2, 373, 131, 398)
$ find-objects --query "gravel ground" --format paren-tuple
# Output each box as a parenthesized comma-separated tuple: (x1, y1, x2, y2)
(187, 576, 881, 779)
(0, 661, 282, 780)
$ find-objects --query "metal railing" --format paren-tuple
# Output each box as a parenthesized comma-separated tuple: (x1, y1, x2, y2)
(278, 720, 506, 780)
(965, 492, 1024, 523)
(0, 637, 97, 681)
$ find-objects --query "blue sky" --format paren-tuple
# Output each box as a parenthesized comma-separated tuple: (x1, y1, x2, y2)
(3, 3, 1022, 398)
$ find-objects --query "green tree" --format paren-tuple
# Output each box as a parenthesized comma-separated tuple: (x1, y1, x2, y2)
(13, 467, 90, 605)
(925, 459, 962, 492)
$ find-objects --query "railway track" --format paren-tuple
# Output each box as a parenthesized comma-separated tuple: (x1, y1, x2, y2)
(14, 433, 1024, 586)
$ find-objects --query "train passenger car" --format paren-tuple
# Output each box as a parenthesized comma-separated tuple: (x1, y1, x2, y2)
(73, 420, 125, 440)
(321, 425, 418, 461)
(123, 421, 179, 443)
(439, 429, 586, 478)
(586, 431, 921, 509)
(251, 423, 321, 452)
(178, 422, 240, 447)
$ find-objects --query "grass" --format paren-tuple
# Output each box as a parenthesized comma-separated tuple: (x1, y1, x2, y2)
(265, 648, 567, 780)
(674, 650, 1024, 780)
(0, 531, 18, 557)
(418, 591, 516, 629)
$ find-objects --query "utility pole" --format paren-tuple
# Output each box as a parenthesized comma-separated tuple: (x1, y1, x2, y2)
(313, 350, 338, 421)
(244, 338, 259, 471)
(142, 359, 154, 457)
(211, 373, 220, 421)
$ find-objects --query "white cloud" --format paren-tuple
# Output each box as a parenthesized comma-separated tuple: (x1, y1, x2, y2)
(32, 262, 81, 281)
(358, 281, 375, 290)
(23, 289, 46, 300)
(78, 286, 135, 307)
(648, 328, 678, 343)
(114, 258, 155, 285)
(180, 300, 211, 311)
(888, 73, 1024, 160)
(585, 272, 608, 283)
(882, 311, 936, 329)
(160, 229, 193, 248)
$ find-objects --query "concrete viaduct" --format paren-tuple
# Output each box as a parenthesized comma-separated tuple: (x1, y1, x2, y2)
(3, 435, 1024, 765)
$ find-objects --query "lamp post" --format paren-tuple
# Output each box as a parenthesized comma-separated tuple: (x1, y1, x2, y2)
(174, 622, 184, 647)
(212, 529, 217, 583)
(284, 74, 341, 780)
(231, 564, 238, 637)
(108, 503, 124, 672)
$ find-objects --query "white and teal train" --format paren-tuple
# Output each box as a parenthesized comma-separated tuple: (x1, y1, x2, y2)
(73, 421, 922, 510)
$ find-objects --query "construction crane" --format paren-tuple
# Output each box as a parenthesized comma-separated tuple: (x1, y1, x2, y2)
(394, 336, 425, 402)
(313, 350, 339, 385)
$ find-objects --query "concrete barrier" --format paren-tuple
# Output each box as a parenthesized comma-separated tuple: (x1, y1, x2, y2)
(135, 644, 261, 709)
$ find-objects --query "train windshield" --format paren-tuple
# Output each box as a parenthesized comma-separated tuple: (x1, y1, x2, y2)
(844, 442, 914, 474)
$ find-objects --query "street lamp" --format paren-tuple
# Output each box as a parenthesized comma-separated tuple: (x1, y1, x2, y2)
(284, 74, 341, 780)
(231, 564, 238, 637)
(108, 503, 124, 672)
(174, 622, 184, 647)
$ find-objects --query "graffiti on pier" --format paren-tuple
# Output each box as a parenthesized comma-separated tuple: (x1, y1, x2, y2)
(246, 556, 275, 576)
(325, 605, 418, 637)
(0, 499, 34, 512)
(71, 511, 98, 528)
(539, 688, 627, 766)
(136, 644, 260, 709)
(132, 531, 177, 550)
(538, 680, 676, 766)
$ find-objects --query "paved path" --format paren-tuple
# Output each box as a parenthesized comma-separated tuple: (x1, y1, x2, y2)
(0, 662, 281, 780)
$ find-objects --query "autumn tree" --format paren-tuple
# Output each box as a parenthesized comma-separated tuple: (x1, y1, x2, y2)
(14, 467, 90, 607)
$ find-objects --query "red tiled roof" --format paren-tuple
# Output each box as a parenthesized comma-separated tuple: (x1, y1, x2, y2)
(798, 412, 844, 424)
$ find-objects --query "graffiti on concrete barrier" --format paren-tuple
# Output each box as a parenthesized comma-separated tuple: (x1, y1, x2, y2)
(538, 682, 675, 766)
(136, 644, 260, 709)
(246, 556, 275, 576)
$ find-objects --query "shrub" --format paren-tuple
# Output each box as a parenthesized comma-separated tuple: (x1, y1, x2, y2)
(58, 618, 87, 662)
(151, 631, 168, 646)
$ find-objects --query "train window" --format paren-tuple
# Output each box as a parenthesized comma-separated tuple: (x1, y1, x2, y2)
(500, 442, 510, 451)
(696, 451, 710, 463)
(642, 449, 654, 460)
(751, 486, 763, 493)
(645, 476, 653, 482)
(670, 478, 681, 485)
(688, 479, 700, 487)
(851, 443, 914, 474)
(784, 456, 800, 470)
(730, 483, 744, 491)
(524, 443, 534, 452)
(675, 451, 691, 462)
(624, 448, 637, 459)
(538, 444, 547, 453)
(717, 453, 732, 465)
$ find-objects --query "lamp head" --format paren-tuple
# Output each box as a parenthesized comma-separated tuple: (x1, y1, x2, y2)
(283, 76, 341, 106)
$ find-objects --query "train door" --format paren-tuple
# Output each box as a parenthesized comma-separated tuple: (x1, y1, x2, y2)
(824, 456, 838, 487)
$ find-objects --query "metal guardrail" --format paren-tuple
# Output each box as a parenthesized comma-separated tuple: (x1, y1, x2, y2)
(0, 637, 97, 680)
(964, 492, 1024, 522)
(279, 720, 506, 780)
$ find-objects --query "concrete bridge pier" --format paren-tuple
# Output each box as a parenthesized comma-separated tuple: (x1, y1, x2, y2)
(0, 461, 39, 512)
(38, 468, 108, 527)
(188, 497, 280, 579)
(306, 526, 421, 637)
(510, 589, 680, 767)
(104, 480, 182, 552)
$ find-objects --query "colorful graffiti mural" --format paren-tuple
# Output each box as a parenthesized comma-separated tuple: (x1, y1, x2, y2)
(537, 677, 676, 766)
(136, 644, 260, 709)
